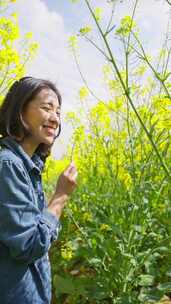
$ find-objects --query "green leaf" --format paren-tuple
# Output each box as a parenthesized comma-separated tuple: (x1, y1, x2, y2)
(138, 274, 155, 286)
(158, 282, 171, 292)
(54, 274, 75, 295)
(88, 257, 102, 265)
(166, 268, 171, 277)
(138, 288, 164, 302)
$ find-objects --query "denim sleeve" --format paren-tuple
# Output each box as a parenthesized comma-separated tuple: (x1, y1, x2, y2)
(0, 160, 61, 264)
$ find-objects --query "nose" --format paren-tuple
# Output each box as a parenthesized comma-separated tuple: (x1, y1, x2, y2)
(49, 112, 60, 125)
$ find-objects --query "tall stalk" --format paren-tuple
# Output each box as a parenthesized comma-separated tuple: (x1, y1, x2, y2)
(83, 0, 171, 181)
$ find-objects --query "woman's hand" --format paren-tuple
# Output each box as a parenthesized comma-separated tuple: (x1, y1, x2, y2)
(47, 162, 77, 218)
(55, 162, 77, 196)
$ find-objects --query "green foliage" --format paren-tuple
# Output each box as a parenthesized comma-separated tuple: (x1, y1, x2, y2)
(45, 0, 171, 303)
(45, 86, 171, 303)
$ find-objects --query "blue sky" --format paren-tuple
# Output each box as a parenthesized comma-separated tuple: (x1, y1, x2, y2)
(12, 0, 170, 158)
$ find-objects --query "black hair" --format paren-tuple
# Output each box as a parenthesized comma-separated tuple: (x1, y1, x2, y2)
(0, 76, 62, 163)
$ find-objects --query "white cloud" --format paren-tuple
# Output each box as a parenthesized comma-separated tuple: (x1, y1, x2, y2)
(11, 0, 106, 158)
(11, 0, 170, 158)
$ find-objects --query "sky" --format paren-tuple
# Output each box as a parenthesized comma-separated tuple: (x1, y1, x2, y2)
(11, 0, 171, 159)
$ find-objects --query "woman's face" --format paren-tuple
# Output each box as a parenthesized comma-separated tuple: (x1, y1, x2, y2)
(21, 87, 61, 154)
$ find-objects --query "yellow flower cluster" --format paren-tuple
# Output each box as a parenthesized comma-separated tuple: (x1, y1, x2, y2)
(100, 223, 111, 232)
(61, 242, 74, 261)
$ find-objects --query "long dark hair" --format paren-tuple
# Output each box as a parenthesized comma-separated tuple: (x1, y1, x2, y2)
(0, 76, 62, 163)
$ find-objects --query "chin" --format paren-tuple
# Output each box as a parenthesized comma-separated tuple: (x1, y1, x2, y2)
(42, 136, 55, 145)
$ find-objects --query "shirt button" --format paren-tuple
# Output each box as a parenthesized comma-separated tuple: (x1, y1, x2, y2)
(40, 194, 44, 200)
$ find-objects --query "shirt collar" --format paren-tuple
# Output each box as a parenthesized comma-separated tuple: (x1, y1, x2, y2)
(0, 136, 44, 174)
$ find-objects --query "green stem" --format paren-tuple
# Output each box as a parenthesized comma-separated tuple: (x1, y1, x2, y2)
(84, 0, 171, 181)
(132, 31, 171, 99)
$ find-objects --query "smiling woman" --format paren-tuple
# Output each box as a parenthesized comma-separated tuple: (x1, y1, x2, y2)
(0, 76, 78, 304)
(0, 77, 62, 159)
(21, 86, 61, 156)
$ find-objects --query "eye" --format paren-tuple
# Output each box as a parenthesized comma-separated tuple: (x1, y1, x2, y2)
(56, 111, 61, 117)
(42, 106, 51, 111)
(42, 105, 60, 117)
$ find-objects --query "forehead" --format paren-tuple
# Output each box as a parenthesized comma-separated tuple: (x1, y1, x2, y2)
(32, 88, 60, 106)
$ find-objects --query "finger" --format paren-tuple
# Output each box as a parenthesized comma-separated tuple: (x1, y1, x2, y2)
(65, 162, 77, 176)
(69, 167, 77, 178)
(72, 171, 78, 180)
(69, 178, 77, 187)
(64, 162, 75, 173)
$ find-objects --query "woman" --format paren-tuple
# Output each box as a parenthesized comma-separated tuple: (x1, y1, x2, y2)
(0, 76, 77, 303)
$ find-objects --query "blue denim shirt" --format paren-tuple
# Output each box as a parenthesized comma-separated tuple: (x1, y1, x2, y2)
(0, 136, 60, 303)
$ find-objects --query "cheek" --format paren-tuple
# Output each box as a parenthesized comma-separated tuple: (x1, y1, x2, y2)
(22, 109, 45, 130)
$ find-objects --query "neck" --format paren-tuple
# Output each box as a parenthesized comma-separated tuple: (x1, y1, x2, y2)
(20, 140, 37, 157)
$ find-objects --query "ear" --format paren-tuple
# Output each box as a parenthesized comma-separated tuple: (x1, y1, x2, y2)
(20, 112, 29, 130)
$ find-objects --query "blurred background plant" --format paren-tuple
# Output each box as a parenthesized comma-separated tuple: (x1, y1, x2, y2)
(0, 0, 39, 106)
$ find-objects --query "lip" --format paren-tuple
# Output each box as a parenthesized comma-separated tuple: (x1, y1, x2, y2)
(43, 126, 56, 136)
(43, 125, 56, 129)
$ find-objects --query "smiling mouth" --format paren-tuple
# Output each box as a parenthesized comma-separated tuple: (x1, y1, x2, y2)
(43, 126, 56, 136)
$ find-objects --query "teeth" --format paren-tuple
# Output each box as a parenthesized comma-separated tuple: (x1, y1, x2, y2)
(44, 126, 54, 129)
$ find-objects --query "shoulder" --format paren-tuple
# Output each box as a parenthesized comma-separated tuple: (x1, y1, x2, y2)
(0, 147, 23, 166)
(0, 147, 27, 176)
(0, 149, 31, 189)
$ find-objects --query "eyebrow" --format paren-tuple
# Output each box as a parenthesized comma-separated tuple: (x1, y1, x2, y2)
(42, 101, 60, 109)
